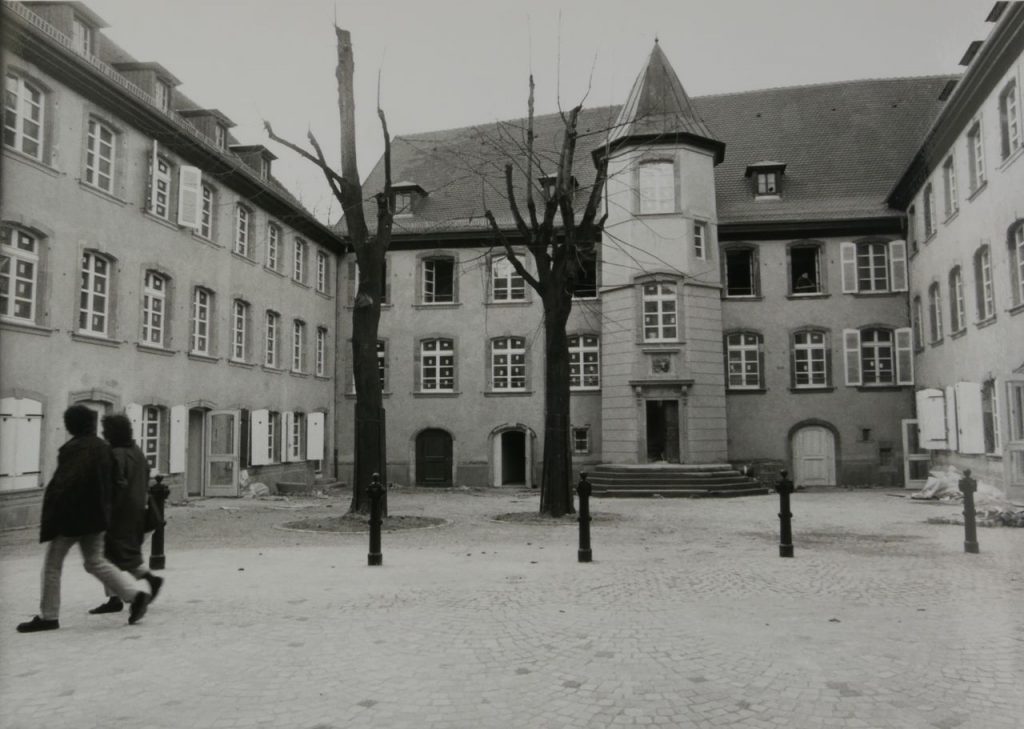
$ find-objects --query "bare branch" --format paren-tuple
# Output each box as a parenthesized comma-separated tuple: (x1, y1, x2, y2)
(484, 210, 541, 292)
(525, 75, 539, 231)
(264, 120, 348, 202)
(503, 164, 533, 241)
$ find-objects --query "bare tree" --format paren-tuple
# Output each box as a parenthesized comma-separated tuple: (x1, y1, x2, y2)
(484, 77, 609, 517)
(265, 27, 391, 514)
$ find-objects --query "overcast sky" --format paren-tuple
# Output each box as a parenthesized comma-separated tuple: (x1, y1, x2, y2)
(79, 0, 994, 223)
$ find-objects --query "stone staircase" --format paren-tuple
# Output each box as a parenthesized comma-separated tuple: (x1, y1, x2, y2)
(584, 463, 767, 498)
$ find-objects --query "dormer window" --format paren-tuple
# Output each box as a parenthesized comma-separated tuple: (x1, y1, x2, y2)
(214, 124, 227, 151)
(391, 182, 426, 217)
(539, 173, 578, 199)
(745, 161, 786, 199)
(72, 16, 94, 55)
(155, 81, 171, 113)
(259, 156, 270, 180)
(394, 191, 413, 216)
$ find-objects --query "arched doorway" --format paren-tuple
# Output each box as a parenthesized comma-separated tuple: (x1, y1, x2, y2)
(792, 425, 836, 487)
(416, 428, 453, 486)
(500, 430, 526, 485)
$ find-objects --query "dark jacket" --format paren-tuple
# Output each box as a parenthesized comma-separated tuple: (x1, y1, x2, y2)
(105, 443, 150, 569)
(39, 435, 114, 542)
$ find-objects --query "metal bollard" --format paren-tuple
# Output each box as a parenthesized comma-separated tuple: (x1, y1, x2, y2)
(775, 470, 794, 558)
(367, 472, 384, 566)
(576, 473, 593, 563)
(148, 474, 170, 570)
(958, 469, 979, 554)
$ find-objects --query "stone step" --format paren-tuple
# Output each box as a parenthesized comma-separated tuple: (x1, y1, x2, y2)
(584, 463, 764, 498)
(593, 486, 770, 499)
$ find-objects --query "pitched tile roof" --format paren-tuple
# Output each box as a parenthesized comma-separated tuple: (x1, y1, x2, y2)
(345, 75, 954, 238)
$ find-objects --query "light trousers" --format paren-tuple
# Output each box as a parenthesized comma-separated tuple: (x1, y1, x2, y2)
(40, 532, 149, 620)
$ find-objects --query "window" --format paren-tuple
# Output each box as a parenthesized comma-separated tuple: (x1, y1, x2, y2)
(140, 406, 162, 470)
(974, 245, 995, 321)
(942, 156, 958, 217)
(982, 380, 1001, 455)
(907, 206, 917, 255)
(724, 248, 758, 297)
(264, 223, 280, 270)
(840, 240, 907, 294)
(351, 339, 388, 391)
(199, 185, 214, 239)
(491, 255, 525, 301)
(423, 257, 455, 303)
(0, 397, 43, 491)
(316, 251, 329, 293)
(999, 80, 1020, 159)
(290, 412, 305, 461)
(949, 267, 966, 333)
(291, 320, 306, 372)
(792, 330, 829, 388)
(150, 157, 172, 220)
(190, 288, 212, 355)
(923, 183, 936, 238)
(266, 411, 281, 463)
(843, 327, 913, 386)
(928, 283, 943, 343)
(571, 253, 598, 299)
(491, 336, 526, 391)
(293, 238, 306, 283)
(72, 16, 93, 55)
(912, 296, 925, 351)
(572, 427, 591, 456)
(85, 118, 116, 194)
(1011, 223, 1024, 306)
(1008, 381, 1024, 443)
(231, 300, 248, 362)
(234, 205, 250, 256)
(756, 172, 778, 196)
(214, 124, 227, 151)
(0, 226, 39, 323)
(4, 73, 44, 160)
(316, 326, 327, 377)
(967, 121, 986, 192)
(259, 156, 270, 181)
(693, 221, 708, 261)
(725, 332, 763, 390)
(420, 338, 455, 392)
(790, 245, 822, 295)
(394, 191, 414, 216)
(264, 311, 279, 368)
(569, 335, 600, 390)
(141, 271, 167, 347)
(638, 161, 674, 214)
(154, 81, 171, 113)
(79, 252, 110, 336)
(642, 283, 677, 342)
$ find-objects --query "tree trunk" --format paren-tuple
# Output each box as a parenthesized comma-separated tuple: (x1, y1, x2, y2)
(349, 248, 385, 514)
(539, 291, 575, 517)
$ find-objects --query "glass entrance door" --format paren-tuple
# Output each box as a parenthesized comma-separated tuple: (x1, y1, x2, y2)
(206, 410, 239, 497)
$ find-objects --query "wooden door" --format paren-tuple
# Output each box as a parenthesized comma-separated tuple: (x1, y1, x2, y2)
(206, 410, 239, 497)
(416, 429, 452, 486)
(792, 426, 836, 487)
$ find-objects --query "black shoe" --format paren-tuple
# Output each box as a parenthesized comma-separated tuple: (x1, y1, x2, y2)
(88, 597, 124, 614)
(17, 616, 59, 633)
(144, 573, 164, 604)
(128, 592, 150, 625)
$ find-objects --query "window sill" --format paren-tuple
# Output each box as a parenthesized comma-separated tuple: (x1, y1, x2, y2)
(723, 295, 763, 301)
(289, 370, 310, 378)
(854, 385, 908, 392)
(231, 251, 257, 266)
(344, 391, 391, 399)
(344, 302, 392, 310)
(261, 365, 284, 374)
(943, 209, 959, 226)
(71, 332, 121, 348)
(314, 374, 331, 381)
(3, 147, 62, 177)
(413, 391, 460, 398)
(228, 359, 255, 369)
(78, 180, 128, 206)
(192, 232, 221, 248)
(136, 343, 176, 357)
(998, 145, 1024, 171)
(641, 339, 681, 347)
(264, 265, 284, 277)
(485, 300, 532, 307)
(570, 388, 601, 395)
(143, 211, 182, 233)
(786, 292, 829, 300)
(850, 291, 904, 298)
(726, 388, 767, 394)
(922, 232, 937, 245)
(788, 386, 835, 393)
(975, 316, 997, 330)
(1008, 302, 1024, 317)
(0, 319, 53, 337)
(291, 278, 310, 289)
(950, 328, 968, 340)
(967, 181, 988, 202)
(484, 390, 535, 397)
(572, 295, 600, 302)
(315, 290, 333, 300)
(929, 338, 944, 348)
(414, 302, 461, 309)
(187, 352, 219, 364)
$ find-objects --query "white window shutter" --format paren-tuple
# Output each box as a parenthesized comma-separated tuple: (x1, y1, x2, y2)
(916, 388, 947, 449)
(0, 406, 17, 480)
(282, 412, 294, 462)
(955, 381, 986, 454)
(843, 329, 862, 386)
(147, 140, 158, 213)
(178, 166, 202, 228)
(125, 404, 143, 442)
(14, 412, 42, 479)
(1, 398, 42, 489)
(944, 385, 959, 451)
(169, 405, 187, 473)
(895, 328, 914, 385)
(840, 242, 858, 293)
(306, 412, 325, 461)
(250, 409, 269, 466)
(889, 240, 908, 291)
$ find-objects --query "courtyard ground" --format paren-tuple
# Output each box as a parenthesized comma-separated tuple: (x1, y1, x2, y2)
(0, 486, 1021, 729)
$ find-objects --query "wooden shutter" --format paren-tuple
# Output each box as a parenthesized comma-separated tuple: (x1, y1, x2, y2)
(895, 328, 914, 385)
(250, 409, 269, 466)
(0, 397, 42, 490)
(238, 409, 250, 469)
(916, 388, 947, 449)
(147, 139, 158, 212)
(944, 385, 959, 451)
(177, 166, 202, 228)
(125, 404, 143, 442)
(282, 412, 294, 462)
(840, 242, 858, 293)
(889, 240, 908, 291)
(169, 405, 187, 473)
(955, 381, 986, 454)
(306, 412, 325, 461)
(842, 329, 862, 386)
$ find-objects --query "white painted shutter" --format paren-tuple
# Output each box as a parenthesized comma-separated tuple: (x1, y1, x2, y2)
(306, 412, 325, 461)
(125, 404, 143, 443)
(843, 329, 862, 386)
(1, 398, 43, 489)
(250, 409, 269, 466)
(840, 242, 858, 293)
(916, 388, 947, 449)
(177, 166, 202, 228)
(282, 412, 294, 462)
(945, 385, 959, 451)
(895, 328, 914, 385)
(169, 405, 187, 473)
(0, 401, 18, 480)
(147, 140, 158, 212)
(889, 240, 908, 292)
(955, 381, 986, 454)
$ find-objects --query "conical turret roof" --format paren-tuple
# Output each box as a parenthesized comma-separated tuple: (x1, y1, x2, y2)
(606, 41, 725, 163)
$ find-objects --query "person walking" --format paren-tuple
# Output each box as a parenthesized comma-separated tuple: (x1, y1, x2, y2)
(88, 414, 164, 615)
(16, 405, 152, 633)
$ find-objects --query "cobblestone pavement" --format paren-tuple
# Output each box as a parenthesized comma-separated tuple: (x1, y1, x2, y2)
(1, 488, 1022, 729)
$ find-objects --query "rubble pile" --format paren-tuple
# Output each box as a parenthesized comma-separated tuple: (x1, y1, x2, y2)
(915, 465, 1024, 527)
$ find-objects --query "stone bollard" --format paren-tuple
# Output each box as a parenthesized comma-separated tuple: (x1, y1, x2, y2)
(367, 472, 384, 566)
(576, 473, 593, 563)
(958, 469, 979, 554)
(775, 470, 795, 558)
(148, 474, 170, 570)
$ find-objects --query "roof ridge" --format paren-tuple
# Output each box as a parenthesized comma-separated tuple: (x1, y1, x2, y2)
(693, 73, 961, 100)
(393, 104, 622, 143)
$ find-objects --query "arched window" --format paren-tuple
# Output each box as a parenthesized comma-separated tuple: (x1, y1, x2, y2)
(0, 225, 41, 323)
(912, 295, 924, 351)
(491, 255, 525, 302)
(1009, 221, 1024, 307)
(948, 267, 965, 333)
(842, 327, 913, 386)
(79, 251, 112, 336)
(725, 331, 764, 390)
(974, 245, 995, 321)
(422, 255, 456, 303)
(231, 299, 249, 362)
(928, 282, 943, 343)
(4, 72, 45, 160)
(642, 282, 678, 341)
(141, 271, 168, 347)
(420, 338, 455, 392)
(490, 336, 526, 391)
(191, 287, 213, 355)
(791, 329, 830, 388)
(568, 334, 600, 390)
(234, 205, 250, 256)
